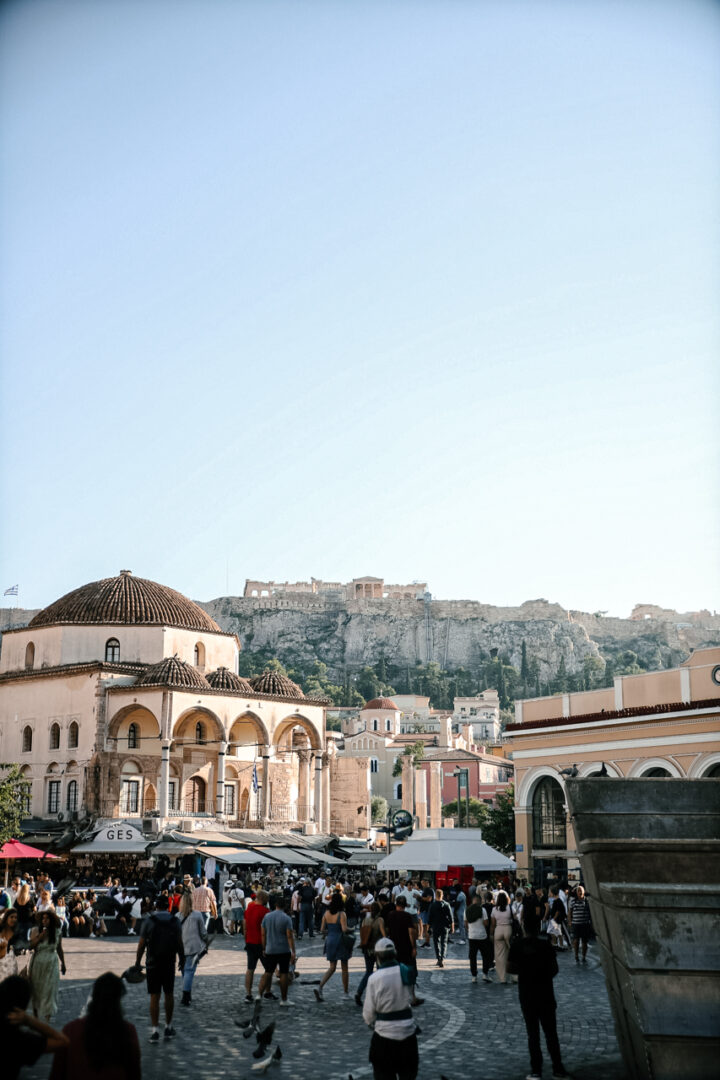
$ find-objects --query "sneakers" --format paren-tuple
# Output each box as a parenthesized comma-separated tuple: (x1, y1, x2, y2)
(412, 998, 424, 1006)
(163, 1026, 175, 1040)
(263, 992, 278, 1000)
(483, 975, 492, 983)
(244, 993, 254, 1004)
(313, 989, 324, 1002)
(471, 976, 477, 983)
(278, 999, 295, 1007)
(149, 1031, 160, 1043)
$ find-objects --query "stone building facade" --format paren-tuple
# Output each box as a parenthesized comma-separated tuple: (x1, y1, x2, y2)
(0, 571, 331, 833)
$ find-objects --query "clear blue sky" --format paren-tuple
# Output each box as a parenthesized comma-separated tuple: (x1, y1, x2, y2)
(1, 0, 718, 617)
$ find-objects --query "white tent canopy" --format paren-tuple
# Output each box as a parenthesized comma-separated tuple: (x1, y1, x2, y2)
(196, 847, 280, 866)
(377, 828, 516, 873)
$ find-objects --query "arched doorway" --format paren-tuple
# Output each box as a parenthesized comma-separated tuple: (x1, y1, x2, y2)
(185, 776, 206, 814)
(532, 777, 566, 850)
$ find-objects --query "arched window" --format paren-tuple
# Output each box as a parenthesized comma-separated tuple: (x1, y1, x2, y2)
(68, 721, 79, 749)
(370, 758, 379, 774)
(385, 719, 391, 731)
(25, 642, 35, 670)
(66, 780, 78, 812)
(373, 719, 379, 732)
(20, 771, 32, 815)
(193, 642, 205, 668)
(22, 726, 32, 753)
(703, 763, 720, 778)
(127, 722, 139, 749)
(532, 777, 567, 849)
(643, 766, 671, 778)
(105, 638, 120, 663)
(195, 721, 205, 744)
(49, 723, 60, 750)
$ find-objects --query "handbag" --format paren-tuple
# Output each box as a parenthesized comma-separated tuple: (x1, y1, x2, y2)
(341, 931, 356, 954)
(510, 916, 523, 943)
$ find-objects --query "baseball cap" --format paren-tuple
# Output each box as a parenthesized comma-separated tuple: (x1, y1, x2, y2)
(374, 937, 396, 954)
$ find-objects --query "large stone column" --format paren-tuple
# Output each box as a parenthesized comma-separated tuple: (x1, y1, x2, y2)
(159, 739, 171, 818)
(321, 753, 331, 833)
(297, 750, 311, 821)
(401, 755, 414, 814)
(429, 761, 443, 828)
(215, 741, 227, 819)
(313, 752, 323, 825)
(415, 767, 428, 830)
(261, 748, 272, 822)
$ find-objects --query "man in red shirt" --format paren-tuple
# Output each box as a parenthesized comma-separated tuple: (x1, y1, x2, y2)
(243, 890, 270, 1002)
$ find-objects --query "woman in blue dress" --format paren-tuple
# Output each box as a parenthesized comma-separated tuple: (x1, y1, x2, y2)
(314, 890, 352, 1001)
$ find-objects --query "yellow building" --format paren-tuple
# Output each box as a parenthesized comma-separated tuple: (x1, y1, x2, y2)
(505, 647, 720, 885)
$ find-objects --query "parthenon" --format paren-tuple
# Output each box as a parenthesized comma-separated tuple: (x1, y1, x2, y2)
(243, 576, 427, 600)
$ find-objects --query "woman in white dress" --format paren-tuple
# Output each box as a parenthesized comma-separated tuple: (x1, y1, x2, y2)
(0, 908, 20, 980)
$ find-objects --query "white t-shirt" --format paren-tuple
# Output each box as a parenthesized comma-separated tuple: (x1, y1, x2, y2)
(360, 892, 374, 909)
(229, 887, 245, 908)
(398, 887, 420, 915)
(467, 914, 488, 940)
(314, 877, 326, 892)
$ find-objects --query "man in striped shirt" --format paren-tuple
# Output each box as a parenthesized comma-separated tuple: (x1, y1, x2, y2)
(568, 885, 592, 963)
(191, 877, 217, 928)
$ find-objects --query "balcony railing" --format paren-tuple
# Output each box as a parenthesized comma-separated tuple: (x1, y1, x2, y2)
(94, 799, 215, 819)
(268, 803, 315, 823)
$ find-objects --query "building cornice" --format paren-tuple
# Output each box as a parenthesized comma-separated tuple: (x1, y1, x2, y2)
(504, 699, 720, 737)
(0, 661, 144, 684)
(105, 683, 329, 708)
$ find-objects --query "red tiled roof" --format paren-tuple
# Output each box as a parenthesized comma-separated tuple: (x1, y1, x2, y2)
(506, 697, 720, 733)
(363, 697, 399, 711)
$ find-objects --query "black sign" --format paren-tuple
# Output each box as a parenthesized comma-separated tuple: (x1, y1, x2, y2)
(392, 810, 413, 829)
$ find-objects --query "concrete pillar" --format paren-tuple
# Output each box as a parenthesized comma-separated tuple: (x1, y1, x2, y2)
(415, 767, 428, 829)
(401, 756, 414, 814)
(614, 676, 624, 711)
(429, 761, 443, 828)
(215, 741, 227, 818)
(159, 739, 171, 818)
(322, 753, 331, 833)
(680, 666, 691, 704)
(314, 752, 323, 826)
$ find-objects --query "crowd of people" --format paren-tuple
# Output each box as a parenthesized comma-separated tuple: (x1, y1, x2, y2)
(2, 863, 592, 1080)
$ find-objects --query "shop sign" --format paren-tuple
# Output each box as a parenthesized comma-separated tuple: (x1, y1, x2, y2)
(515, 844, 524, 853)
(137, 859, 154, 868)
(92, 823, 146, 846)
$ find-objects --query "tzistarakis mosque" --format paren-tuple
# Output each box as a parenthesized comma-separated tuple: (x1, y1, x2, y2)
(0, 572, 335, 831)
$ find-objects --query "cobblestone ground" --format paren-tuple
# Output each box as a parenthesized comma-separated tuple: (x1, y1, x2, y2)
(23, 932, 626, 1080)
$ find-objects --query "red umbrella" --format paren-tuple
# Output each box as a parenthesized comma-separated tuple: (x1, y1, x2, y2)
(0, 839, 60, 859)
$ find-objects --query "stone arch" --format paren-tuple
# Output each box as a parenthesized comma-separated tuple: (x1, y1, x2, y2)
(25, 642, 35, 670)
(183, 775, 207, 813)
(688, 752, 720, 778)
(516, 765, 566, 811)
(228, 711, 270, 755)
(627, 757, 683, 778)
(578, 761, 621, 778)
(173, 706, 224, 746)
(108, 704, 161, 746)
(532, 775, 567, 850)
(273, 713, 322, 752)
(144, 782, 157, 811)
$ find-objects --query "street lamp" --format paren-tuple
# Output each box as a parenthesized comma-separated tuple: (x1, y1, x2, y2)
(452, 767, 470, 828)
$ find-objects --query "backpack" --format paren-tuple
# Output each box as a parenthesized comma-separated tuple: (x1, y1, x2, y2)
(145, 913, 180, 962)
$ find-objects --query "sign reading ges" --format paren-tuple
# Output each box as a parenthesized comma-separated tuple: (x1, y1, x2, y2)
(92, 823, 146, 846)
(104, 828, 138, 842)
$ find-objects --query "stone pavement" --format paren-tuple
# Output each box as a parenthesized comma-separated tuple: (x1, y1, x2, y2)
(23, 932, 626, 1080)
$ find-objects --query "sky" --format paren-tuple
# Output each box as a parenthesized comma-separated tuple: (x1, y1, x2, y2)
(1, 0, 719, 617)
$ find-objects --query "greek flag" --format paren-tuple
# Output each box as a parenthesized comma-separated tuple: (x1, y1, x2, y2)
(252, 763, 259, 793)
(4, 585, 18, 596)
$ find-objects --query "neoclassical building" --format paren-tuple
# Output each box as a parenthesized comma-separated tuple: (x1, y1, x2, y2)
(0, 571, 330, 830)
(505, 646, 720, 884)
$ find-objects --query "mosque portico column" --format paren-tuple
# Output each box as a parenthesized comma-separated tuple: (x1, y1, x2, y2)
(159, 739, 171, 819)
(215, 741, 227, 819)
(313, 752, 323, 826)
(261, 748, 272, 822)
(321, 752, 331, 833)
(297, 749, 311, 822)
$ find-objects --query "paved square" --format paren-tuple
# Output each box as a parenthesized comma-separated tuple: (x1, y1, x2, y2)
(22, 933, 626, 1079)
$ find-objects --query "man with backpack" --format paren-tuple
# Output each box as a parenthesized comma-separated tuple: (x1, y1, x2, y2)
(297, 879, 316, 939)
(135, 895, 185, 1043)
(426, 889, 454, 968)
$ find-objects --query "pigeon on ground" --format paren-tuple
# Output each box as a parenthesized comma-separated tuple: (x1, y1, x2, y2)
(559, 764, 579, 777)
(235, 997, 262, 1036)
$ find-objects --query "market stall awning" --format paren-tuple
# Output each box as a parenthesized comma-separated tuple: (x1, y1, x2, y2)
(149, 840, 199, 857)
(71, 823, 150, 855)
(196, 847, 280, 865)
(344, 850, 385, 866)
(0, 840, 60, 860)
(253, 846, 322, 866)
(377, 828, 516, 872)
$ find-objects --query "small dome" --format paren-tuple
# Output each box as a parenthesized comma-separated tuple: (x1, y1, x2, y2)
(137, 655, 211, 690)
(206, 667, 254, 693)
(250, 670, 305, 699)
(363, 697, 399, 711)
(29, 570, 221, 634)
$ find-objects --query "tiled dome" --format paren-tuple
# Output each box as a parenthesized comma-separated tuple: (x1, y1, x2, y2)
(363, 697, 399, 711)
(137, 655, 212, 690)
(206, 667, 254, 693)
(250, 670, 305, 699)
(29, 570, 221, 634)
